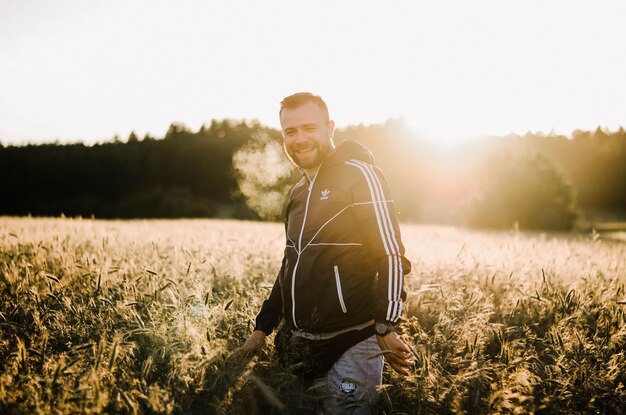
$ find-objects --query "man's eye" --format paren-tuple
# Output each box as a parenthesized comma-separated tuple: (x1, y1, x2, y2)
(305, 127, 317, 132)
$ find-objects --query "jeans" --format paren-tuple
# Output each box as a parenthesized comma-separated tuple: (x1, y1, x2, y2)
(289, 335, 384, 414)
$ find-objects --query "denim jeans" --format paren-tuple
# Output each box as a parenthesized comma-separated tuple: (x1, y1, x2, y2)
(288, 335, 384, 414)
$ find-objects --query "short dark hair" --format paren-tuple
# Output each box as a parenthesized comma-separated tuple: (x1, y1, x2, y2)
(279, 92, 329, 121)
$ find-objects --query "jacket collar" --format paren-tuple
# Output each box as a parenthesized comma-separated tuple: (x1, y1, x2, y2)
(301, 140, 375, 181)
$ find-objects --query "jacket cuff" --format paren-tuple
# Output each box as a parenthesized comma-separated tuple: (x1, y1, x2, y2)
(254, 308, 279, 335)
(253, 321, 274, 336)
(375, 299, 405, 324)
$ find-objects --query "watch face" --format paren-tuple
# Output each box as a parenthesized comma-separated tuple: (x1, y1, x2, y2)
(375, 322, 388, 335)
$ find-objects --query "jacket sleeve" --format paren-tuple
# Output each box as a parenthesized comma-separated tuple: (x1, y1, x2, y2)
(253, 254, 285, 335)
(348, 161, 411, 325)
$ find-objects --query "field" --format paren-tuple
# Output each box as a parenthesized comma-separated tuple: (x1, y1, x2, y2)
(1, 217, 625, 414)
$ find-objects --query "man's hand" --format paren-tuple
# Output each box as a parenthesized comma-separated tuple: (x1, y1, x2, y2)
(376, 332, 414, 376)
(238, 330, 267, 359)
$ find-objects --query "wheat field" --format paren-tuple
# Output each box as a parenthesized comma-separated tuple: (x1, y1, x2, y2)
(0, 217, 625, 414)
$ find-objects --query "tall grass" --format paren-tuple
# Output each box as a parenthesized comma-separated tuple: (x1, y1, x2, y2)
(0, 218, 624, 414)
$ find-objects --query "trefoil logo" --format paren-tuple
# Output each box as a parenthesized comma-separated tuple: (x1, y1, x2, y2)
(320, 189, 330, 200)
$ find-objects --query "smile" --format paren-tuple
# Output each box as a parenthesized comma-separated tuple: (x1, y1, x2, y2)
(296, 147, 316, 155)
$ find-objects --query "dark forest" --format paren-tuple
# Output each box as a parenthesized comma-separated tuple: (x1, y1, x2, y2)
(1, 120, 625, 230)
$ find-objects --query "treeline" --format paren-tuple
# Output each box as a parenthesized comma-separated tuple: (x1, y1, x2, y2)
(0, 121, 281, 219)
(497, 128, 626, 212)
(1, 120, 625, 229)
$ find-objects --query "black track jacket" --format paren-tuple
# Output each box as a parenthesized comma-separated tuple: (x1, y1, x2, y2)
(254, 141, 411, 335)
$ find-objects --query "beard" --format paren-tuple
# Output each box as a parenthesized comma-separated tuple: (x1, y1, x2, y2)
(285, 140, 332, 170)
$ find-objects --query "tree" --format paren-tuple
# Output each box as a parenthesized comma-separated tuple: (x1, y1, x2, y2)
(165, 123, 190, 139)
(467, 152, 579, 230)
(128, 131, 139, 143)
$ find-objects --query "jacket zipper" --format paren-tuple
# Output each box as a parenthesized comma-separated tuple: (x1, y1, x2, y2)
(291, 177, 316, 329)
(334, 265, 348, 313)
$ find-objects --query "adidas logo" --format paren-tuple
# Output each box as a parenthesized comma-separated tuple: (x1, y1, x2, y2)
(320, 189, 330, 200)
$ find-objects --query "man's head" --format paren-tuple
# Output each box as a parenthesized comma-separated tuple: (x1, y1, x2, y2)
(279, 92, 335, 175)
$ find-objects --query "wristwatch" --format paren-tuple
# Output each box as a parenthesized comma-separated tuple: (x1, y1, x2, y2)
(375, 321, 396, 336)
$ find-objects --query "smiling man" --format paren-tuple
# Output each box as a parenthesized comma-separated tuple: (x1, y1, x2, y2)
(241, 92, 413, 413)
(281, 96, 335, 176)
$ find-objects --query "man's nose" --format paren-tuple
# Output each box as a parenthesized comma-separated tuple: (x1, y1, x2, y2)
(294, 129, 307, 142)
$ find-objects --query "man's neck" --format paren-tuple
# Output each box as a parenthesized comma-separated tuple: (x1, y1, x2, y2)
(304, 167, 318, 181)
(304, 147, 336, 181)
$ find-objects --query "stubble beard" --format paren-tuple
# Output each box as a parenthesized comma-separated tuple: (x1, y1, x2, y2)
(286, 141, 330, 171)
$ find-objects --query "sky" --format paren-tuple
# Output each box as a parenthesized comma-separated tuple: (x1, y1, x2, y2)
(1, 0, 625, 145)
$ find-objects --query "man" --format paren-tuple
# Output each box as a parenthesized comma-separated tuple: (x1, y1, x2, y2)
(240, 92, 413, 412)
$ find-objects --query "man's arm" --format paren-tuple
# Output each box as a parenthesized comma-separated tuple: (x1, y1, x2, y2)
(253, 266, 284, 335)
(348, 161, 414, 375)
(348, 161, 411, 324)
(240, 256, 285, 357)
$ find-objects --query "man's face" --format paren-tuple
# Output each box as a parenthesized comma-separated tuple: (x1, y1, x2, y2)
(280, 101, 335, 172)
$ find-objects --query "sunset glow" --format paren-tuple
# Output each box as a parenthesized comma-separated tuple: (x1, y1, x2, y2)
(1, 1, 625, 145)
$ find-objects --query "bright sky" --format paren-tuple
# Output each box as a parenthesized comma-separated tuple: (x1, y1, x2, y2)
(1, 1, 625, 145)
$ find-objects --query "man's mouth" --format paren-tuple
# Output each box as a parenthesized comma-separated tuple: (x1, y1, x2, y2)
(295, 146, 316, 156)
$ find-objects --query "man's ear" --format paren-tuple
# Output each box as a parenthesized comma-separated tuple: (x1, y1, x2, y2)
(327, 119, 335, 138)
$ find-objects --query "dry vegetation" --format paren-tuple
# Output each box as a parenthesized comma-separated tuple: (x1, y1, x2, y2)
(0, 217, 625, 414)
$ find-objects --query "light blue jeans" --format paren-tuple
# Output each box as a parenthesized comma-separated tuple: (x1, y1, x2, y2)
(320, 335, 384, 414)
(287, 335, 384, 414)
